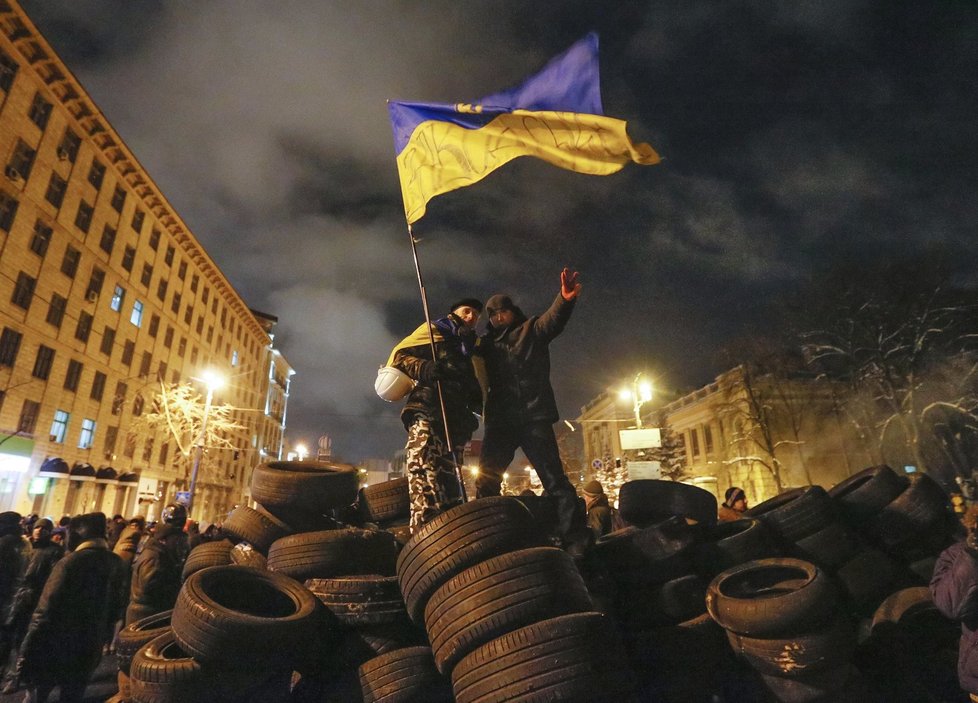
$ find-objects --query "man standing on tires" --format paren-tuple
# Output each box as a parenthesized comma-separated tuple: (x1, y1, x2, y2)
(389, 299, 484, 532)
(477, 268, 587, 550)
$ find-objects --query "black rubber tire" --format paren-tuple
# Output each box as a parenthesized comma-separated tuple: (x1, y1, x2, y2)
(705, 558, 837, 637)
(116, 610, 172, 676)
(358, 646, 453, 703)
(171, 565, 323, 668)
(829, 465, 909, 527)
(221, 505, 291, 554)
(450, 612, 635, 703)
(267, 528, 398, 581)
(649, 573, 709, 624)
(181, 540, 233, 582)
(305, 575, 408, 627)
(692, 518, 780, 577)
(758, 664, 856, 703)
(228, 542, 268, 570)
(744, 486, 837, 543)
(250, 460, 360, 514)
(870, 586, 933, 632)
(396, 497, 542, 623)
(726, 616, 856, 677)
(129, 629, 268, 703)
(871, 473, 951, 550)
(511, 493, 560, 536)
(424, 546, 593, 675)
(359, 478, 410, 523)
(790, 520, 861, 571)
(618, 479, 718, 527)
(591, 516, 697, 588)
(834, 548, 902, 610)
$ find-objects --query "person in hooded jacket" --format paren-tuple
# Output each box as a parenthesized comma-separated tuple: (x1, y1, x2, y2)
(477, 268, 585, 547)
(582, 480, 614, 540)
(0, 518, 61, 693)
(16, 512, 125, 703)
(389, 298, 484, 531)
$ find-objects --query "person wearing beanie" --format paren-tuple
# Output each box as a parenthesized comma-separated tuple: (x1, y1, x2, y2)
(582, 479, 613, 540)
(932, 504, 978, 699)
(477, 268, 586, 550)
(719, 486, 748, 522)
(385, 298, 485, 531)
(15, 512, 124, 703)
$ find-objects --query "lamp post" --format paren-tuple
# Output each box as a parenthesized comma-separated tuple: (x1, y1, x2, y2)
(187, 369, 224, 518)
(619, 373, 653, 428)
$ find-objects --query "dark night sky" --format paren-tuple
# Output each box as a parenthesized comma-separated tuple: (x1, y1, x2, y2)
(18, 1, 978, 461)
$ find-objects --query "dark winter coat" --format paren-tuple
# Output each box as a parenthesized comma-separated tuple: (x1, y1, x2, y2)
(481, 294, 575, 426)
(931, 539, 978, 693)
(0, 533, 24, 617)
(3, 539, 61, 628)
(126, 537, 182, 625)
(391, 314, 483, 441)
(18, 539, 125, 685)
(586, 494, 613, 540)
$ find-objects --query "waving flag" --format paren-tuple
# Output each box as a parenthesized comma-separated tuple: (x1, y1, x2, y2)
(389, 33, 660, 224)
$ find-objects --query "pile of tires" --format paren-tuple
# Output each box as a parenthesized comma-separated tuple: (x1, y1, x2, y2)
(356, 476, 412, 545)
(707, 558, 863, 702)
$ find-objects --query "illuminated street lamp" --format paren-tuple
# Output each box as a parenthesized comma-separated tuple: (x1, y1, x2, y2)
(295, 443, 308, 461)
(187, 369, 225, 518)
(619, 373, 653, 428)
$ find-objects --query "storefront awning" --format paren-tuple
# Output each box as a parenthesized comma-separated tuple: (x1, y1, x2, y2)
(95, 466, 118, 484)
(0, 435, 35, 458)
(69, 462, 96, 482)
(37, 457, 70, 478)
(117, 472, 139, 485)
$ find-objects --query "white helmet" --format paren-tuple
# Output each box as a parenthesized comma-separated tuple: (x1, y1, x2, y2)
(375, 366, 415, 402)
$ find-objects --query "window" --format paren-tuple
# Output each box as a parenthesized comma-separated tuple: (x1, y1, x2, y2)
(190, 347, 198, 365)
(177, 260, 187, 280)
(110, 284, 125, 312)
(0, 192, 18, 231)
(201, 286, 209, 304)
(44, 172, 67, 208)
(159, 442, 169, 465)
(211, 298, 218, 314)
(31, 345, 54, 379)
(90, 371, 106, 401)
(177, 337, 186, 356)
(195, 316, 203, 334)
(231, 350, 239, 367)
(163, 245, 176, 267)
(133, 395, 145, 416)
(149, 229, 160, 251)
(17, 399, 40, 434)
(130, 300, 144, 327)
(190, 274, 199, 293)
(171, 292, 181, 314)
(57, 128, 80, 163)
(131, 209, 144, 233)
(112, 381, 127, 414)
(61, 245, 80, 278)
(87, 160, 105, 189)
(121, 340, 135, 366)
(50, 410, 69, 443)
(74, 200, 93, 232)
(110, 185, 126, 213)
(64, 359, 82, 391)
(704, 425, 714, 454)
(7, 139, 35, 180)
(156, 279, 167, 301)
(206, 325, 213, 343)
(148, 314, 160, 337)
(184, 305, 193, 325)
(140, 263, 152, 287)
(156, 361, 167, 381)
(0, 327, 22, 366)
(28, 92, 52, 130)
(690, 428, 700, 457)
(163, 326, 173, 348)
(0, 48, 18, 93)
(100, 326, 115, 356)
(103, 426, 118, 457)
(78, 418, 96, 449)
(123, 433, 135, 458)
(99, 225, 116, 255)
(75, 311, 92, 342)
(170, 369, 179, 384)
(45, 294, 66, 328)
(29, 220, 51, 256)
(11, 272, 35, 309)
(121, 245, 135, 272)
(141, 436, 153, 462)
(139, 351, 151, 378)
(85, 267, 105, 300)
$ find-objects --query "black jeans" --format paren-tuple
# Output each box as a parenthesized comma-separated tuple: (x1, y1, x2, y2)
(477, 420, 579, 538)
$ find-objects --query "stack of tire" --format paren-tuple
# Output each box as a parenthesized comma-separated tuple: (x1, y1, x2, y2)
(707, 557, 862, 702)
(361, 496, 634, 702)
(356, 476, 412, 545)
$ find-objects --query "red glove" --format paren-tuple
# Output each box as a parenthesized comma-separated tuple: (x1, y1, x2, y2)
(560, 268, 581, 301)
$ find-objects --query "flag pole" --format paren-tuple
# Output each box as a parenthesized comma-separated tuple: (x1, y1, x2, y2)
(406, 223, 468, 502)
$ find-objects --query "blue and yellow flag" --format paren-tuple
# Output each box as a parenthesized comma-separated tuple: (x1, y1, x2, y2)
(389, 33, 661, 224)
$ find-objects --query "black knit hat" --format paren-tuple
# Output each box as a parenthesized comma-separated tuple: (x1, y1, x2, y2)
(724, 487, 746, 505)
(449, 298, 483, 314)
(485, 294, 515, 316)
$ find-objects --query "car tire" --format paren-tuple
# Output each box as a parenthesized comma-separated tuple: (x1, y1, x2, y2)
(250, 460, 360, 514)
(181, 540, 233, 582)
(115, 610, 172, 676)
(267, 528, 399, 581)
(829, 465, 909, 527)
(358, 478, 410, 524)
(618, 479, 718, 527)
(726, 616, 856, 677)
(744, 486, 837, 543)
(222, 505, 291, 554)
(358, 646, 453, 703)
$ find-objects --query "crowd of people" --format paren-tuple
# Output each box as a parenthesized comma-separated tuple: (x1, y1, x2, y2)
(0, 506, 226, 703)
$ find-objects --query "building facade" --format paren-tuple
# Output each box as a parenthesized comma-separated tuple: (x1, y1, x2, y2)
(0, 2, 292, 522)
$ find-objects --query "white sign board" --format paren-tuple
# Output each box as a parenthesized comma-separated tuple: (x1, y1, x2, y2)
(619, 428, 662, 450)
(137, 476, 159, 502)
(628, 461, 661, 480)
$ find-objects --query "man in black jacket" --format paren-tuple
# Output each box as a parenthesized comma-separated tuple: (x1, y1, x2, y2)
(477, 268, 585, 546)
(125, 523, 183, 626)
(389, 298, 484, 531)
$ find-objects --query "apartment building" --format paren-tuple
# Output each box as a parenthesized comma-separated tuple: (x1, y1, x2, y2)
(0, 1, 293, 522)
